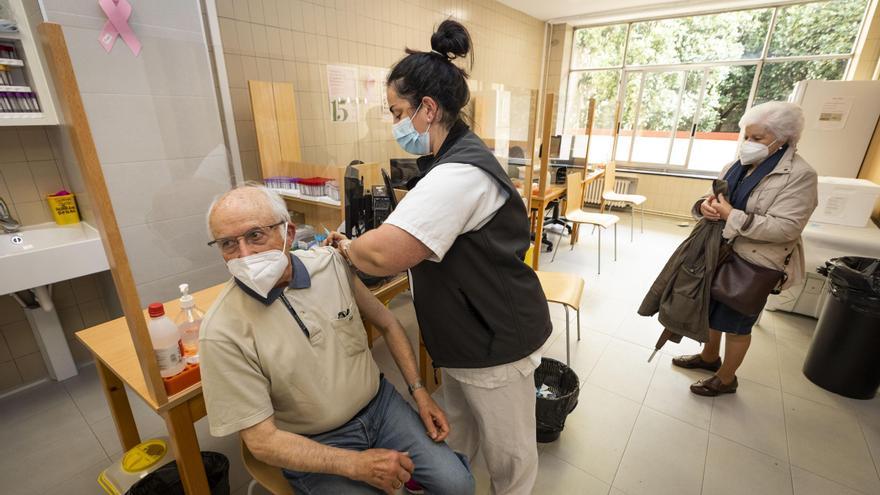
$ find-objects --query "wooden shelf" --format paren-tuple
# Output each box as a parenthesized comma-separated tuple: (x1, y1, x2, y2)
(0, 58, 24, 66)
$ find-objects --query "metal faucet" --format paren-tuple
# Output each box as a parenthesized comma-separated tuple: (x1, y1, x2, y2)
(0, 196, 21, 233)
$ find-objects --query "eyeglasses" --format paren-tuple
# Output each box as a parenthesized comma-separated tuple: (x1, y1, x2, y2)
(208, 221, 285, 254)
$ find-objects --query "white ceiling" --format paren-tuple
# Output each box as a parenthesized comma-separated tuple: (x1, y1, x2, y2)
(496, 0, 680, 21)
(497, 0, 799, 23)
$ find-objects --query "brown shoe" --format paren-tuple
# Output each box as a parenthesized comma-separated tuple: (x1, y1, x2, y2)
(690, 375, 738, 397)
(672, 354, 722, 372)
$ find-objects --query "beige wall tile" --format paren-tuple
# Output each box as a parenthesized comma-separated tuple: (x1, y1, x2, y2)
(232, 0, 250, 21)
(28, 161, 64, 197)
(0, 163, 39, 203)
(0, 333, 11, 362)
(1, 320, 38, 359)
(17, 129, 54, 161)
(78, 300, 110, 329)
(14, 201, 51, 225)
(15, 352, 48, 383)
(0, 360, 22, 393)
(252, 24, 269, 58)
(51, 281, 77, 309)
(70, 274, 102, 304)
(57, 306, 85, 341)
(216, 0, 234, 18)
(67, 336, 93, 366)
(0, 296, 25, 326)
(0, 129, 25, 163)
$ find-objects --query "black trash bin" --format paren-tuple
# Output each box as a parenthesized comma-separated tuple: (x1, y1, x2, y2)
(126, 451, 230, 495)
(803, 257, 880, 400)
(534, 358, 580, 443)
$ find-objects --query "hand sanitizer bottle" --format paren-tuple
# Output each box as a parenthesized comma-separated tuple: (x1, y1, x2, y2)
(147, 302, 185, 377)
(175, 284, 204, 365)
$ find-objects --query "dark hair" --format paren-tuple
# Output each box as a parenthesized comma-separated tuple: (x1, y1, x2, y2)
(387, 20, 473, 127)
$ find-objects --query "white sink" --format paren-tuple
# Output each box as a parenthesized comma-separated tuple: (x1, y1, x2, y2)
(0, 222, 109, 295)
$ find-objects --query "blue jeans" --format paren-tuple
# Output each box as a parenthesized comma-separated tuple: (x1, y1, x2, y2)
(282, 378, 475, 495)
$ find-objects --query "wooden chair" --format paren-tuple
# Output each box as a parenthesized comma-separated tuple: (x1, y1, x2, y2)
(241, 437, 296, 495)
(601, 160, 647, 241)
(536, 271, 585, 366)
(552, 171, 619, 273)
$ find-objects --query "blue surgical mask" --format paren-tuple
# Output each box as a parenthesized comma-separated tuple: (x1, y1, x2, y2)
(392, 104, 431, 155)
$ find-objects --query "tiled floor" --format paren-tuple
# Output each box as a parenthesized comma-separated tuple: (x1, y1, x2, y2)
(1, 214, 878, 495)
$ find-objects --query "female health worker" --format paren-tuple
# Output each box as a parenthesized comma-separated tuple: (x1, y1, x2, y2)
(327, 20, 552, 495)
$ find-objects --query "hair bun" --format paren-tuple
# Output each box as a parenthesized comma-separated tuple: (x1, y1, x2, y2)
(430, 20, 471, 60)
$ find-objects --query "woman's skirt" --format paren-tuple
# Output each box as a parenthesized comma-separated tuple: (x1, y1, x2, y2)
(708, 297, 761, 335)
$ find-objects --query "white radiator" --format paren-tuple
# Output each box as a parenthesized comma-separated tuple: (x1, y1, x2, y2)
(584, 177, 638, 208)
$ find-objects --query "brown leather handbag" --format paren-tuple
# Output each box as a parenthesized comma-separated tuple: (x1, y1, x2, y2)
(710, 247, 791, 317)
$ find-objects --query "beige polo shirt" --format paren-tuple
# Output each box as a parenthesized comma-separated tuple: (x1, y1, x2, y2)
(200, 247, 380, 437)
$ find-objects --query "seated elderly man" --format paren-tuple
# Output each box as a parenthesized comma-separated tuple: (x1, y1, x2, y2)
(200, 185, 474, 495)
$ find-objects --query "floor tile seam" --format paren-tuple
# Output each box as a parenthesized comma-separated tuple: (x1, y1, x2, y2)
(576, 337, 612, 387)
(608, 405, 649, 492)
(791, 466, 872, 495)
(779, 352, 797, 495)
(706, 427, 792, 466)
(701, 390, 716, 495)
(780, 387, 861, 419)
(540, 449, 612, 489)
(853, 415, 880, 487)
(787, 458, 877, 495)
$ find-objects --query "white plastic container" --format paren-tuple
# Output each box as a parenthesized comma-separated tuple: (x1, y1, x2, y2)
(811, 177, 880, 227)
(175, 284, 204, 365)
(147, 302, 185, 377)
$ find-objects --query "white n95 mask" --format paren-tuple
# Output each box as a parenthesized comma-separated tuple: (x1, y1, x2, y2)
(738, 139, 777, 165)
(226, 223, 289, 298)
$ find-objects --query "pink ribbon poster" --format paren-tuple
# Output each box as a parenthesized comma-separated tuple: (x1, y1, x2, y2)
(98, 0, 142, 56)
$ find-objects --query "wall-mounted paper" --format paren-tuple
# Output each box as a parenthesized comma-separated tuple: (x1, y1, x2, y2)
(815, 96, 854, 131)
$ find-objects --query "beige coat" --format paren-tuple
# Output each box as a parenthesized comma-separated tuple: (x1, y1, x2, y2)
(695, 146, 819, 289)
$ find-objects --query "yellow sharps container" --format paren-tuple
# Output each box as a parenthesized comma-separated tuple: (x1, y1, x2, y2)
(46, 190, 80, 225)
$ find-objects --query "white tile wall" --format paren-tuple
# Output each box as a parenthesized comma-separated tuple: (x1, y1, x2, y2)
(216, 0, 546, 180)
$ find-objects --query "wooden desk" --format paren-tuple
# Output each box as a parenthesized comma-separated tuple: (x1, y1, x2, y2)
(77, 274, 412, 494)
(530, 169, 605, 269)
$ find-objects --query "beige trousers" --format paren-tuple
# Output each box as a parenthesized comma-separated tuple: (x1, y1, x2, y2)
(442, 368, 539, 495)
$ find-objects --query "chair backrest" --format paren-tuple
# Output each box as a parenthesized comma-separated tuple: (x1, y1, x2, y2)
(241, 437, 296, 495)
(602, 160, 617, 194)
(564, 171, 584, 217)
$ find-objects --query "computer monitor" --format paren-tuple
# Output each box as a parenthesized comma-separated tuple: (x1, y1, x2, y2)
(389, 158, 420, 189)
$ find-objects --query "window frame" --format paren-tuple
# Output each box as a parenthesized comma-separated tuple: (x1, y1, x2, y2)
(563, 0, 871, 175)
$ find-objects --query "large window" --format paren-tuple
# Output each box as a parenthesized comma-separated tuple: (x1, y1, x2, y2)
(564, 0, 868, 174)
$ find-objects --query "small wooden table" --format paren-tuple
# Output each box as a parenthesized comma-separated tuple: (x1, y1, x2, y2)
(77, 274, 413, 494)
(530, 169, 604, 269)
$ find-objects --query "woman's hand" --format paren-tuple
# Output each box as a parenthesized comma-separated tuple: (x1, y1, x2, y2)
(323, 231, 349, 248)
(412, 389, 450, 442)
(713, 194, 733, 220)
(700, 195, 721, 221)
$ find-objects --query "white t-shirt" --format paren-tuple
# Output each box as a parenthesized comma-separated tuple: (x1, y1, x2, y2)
(384, 162, 509, 262)
(384, 162, 543, 387)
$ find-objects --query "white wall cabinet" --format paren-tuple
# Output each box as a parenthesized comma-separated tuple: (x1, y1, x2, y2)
(0, 0, 59, 125)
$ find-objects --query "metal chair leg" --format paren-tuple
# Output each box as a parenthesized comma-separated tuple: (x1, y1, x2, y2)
(614, 223, 618, 261)
(576, 307, 581, 341)
(631, 205, 635, 242)
(551, 226, 563, 262)
(564, 305, 570, 366)
(597, 226, 602, 275)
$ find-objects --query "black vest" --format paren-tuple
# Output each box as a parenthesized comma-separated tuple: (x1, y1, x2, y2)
(410, 122, 552, 368)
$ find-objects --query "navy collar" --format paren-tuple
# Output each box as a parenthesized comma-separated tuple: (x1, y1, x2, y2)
(234, 254, 311, 305)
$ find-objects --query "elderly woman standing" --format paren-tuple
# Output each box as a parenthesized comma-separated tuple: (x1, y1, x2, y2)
(673, 101, 818, 396)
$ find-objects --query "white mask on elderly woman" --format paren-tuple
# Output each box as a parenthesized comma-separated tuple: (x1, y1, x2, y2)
(738, 138, 778, 166)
